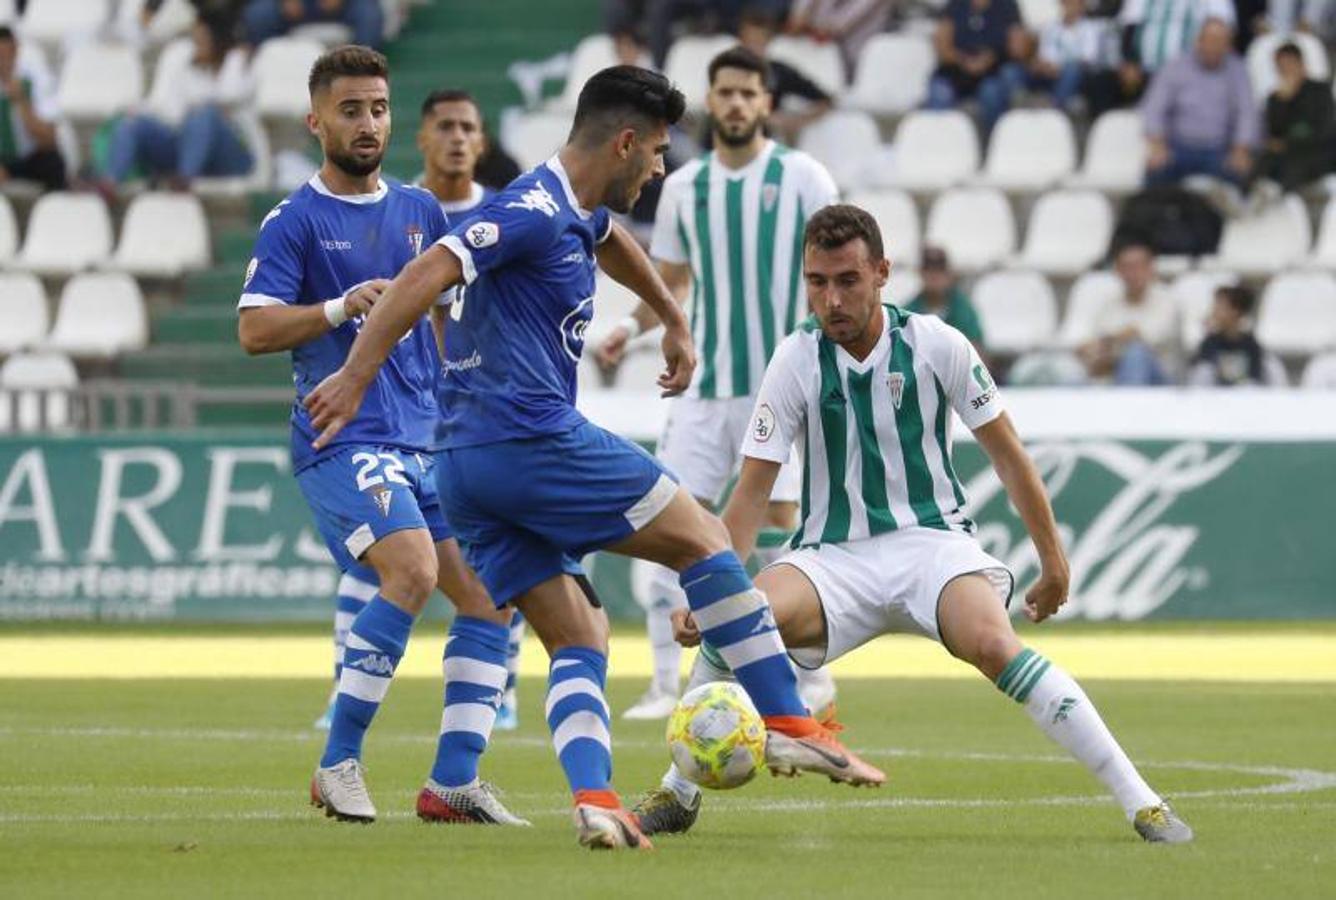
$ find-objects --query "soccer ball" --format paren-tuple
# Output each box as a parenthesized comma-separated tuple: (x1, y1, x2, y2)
(666, 681, 767, 790)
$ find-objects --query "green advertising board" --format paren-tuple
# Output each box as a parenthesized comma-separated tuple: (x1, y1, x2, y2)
(0, 431, 1332, 621)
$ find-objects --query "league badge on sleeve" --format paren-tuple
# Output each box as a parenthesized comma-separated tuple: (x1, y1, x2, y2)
(753, 403, 776, 443)
(467, 222, 500, 249)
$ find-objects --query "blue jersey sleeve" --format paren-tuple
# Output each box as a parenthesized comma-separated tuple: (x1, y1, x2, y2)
(436, 190, 558, 285)
(238, 200, 307, 309)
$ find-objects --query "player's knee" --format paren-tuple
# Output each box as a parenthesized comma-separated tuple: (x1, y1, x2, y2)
(970, 628, 1022, 681)
(671, 509, 732, 569)
(377, 555, 437, 611)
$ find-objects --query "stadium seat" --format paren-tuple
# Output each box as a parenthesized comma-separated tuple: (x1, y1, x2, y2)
(847, 189, 919, 268)
(15, 192, 113, 275)
(505, 111, 573, 172)
(612, 346, 666, 390)
(193, 112, 273, 196)
(19, 0, 111, 46)
(1305, 198, 1336, 269)
(0, 351, 77, 432)
(797, 110, 881, 191)
(1172, 270, 1239, 351)
(1018, 0, 1061, 27)
(0, 193, 16, 264)
(115, 0, 195, 47)
(1063, 110, 1144, 194)
(109, 192, 211, 278)
(1301, 351, 1336, 387)
(0, 274, 49, 354)
(885, 267, 921, 306)
(1255, 271, 1336, 355)
(924, 188, 1016, 272)
(848, 33, 935, 114)
(255, 37, 325, 120)
(977, 109, 1076, 191)
(885, 110, 979, 192)
(767, 36, 845, 96)
(289, 22, 355, 47)
(144, 36, 194, 120)
(44, 273, 148, 358)
(55, 41, 143, 121)
(1057, 270, 1121, 347)
(1247, 32, 1329, 101)
(1207, 195, 1312, 276)
(553, 35, 619, 112)
(1014, 190, 1113, 276)
(664, 34, 737, 110)
(971, 270, 1059, 353)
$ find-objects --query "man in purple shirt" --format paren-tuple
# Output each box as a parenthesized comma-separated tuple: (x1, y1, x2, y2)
(1142, 17, 1258, 188)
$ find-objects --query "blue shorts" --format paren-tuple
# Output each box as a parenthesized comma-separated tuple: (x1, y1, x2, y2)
(437, 421, 679, 606)
(296, 444, 452, 572)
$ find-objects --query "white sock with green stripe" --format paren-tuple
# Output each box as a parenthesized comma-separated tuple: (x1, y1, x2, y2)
(996, 648, 1161, 820)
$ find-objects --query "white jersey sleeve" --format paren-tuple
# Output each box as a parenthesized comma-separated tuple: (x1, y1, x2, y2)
(741, 333, 811, 464)
(794, 153, 840, 216)
(649, 166, 693, 264)
(916, 314, 1004, 431)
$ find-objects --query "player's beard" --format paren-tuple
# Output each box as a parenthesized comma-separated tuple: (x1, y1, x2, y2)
(606, 159, 650, 214)
(712, 116, 763, 147)
(329, 143, 385, 178)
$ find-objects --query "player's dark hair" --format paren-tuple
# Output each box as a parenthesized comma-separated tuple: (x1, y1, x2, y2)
(0, 26, 14, 43)
(1113, 235, 1156, 259)
(1275, 41, 1304, 63)
(708, 45, 771, 87)
(1216, 285, 1256, 316)
(420, 88, 479, 120)
(569, 65, 685, 147)
(805, 204, 885, 261)
(308, 45, 389, 98)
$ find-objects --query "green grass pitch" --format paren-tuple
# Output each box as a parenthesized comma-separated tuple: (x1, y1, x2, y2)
(2, 651, 1334, 897)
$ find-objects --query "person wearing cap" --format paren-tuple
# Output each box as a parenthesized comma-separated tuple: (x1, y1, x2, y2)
(906, 245, 986, 353)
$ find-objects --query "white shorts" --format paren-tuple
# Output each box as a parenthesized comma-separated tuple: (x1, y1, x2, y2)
(657, 395, 801, 505)
(774, 527, 1014, 669)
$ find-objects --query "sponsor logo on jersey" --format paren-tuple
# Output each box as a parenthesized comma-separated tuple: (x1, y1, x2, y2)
(405, 223, 424, 256)
(466, 222, 500, 248)
(559, 296, 594, 361)
(441, 349, 483, 373)
(504, 181, 559, 218)
(753, 403, 777, 443)
(347, 652, 395, 676)
(243, 257, 258, 289)
(562, 251, 585, 265)
(321, 239, 353, 251)
(887, 372, 905, 410)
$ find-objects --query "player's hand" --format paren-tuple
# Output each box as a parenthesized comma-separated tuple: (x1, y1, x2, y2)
(658, 325, 696, 397)
(1023, 566, 1070, 623)
(594, 324, 631, 370)
(303, 367, 368, 450)
(671, 609, 702, 647)
(342, 278, 391, 320)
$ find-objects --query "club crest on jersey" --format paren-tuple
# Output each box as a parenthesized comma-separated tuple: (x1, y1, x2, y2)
(762, 183, 779, 212)
(467, 222, 500, 248)
(887, 372, 905, 410)
(504, 181, 559, 218)
(405, 224, 424, 256)
(365, 484, 393, 517)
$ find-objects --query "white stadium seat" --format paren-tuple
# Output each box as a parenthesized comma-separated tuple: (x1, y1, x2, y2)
(611, 346, 666, 390)
(1305, 198, 1336, 269)
(19, 0, 111, 46)
(144, 36, 194, 121)
(1064, 110, 1144, 194)
(1301, 351, 1336, 388)
(1172, 270, 1240, 351)
(848, 33, 935, 114)
(0, 274, 49, 354)
(109, 192, 211, 278)
(1247, 32, 1329, 101)
(925, 188, 1016, 272)
(553, 35, 619, 112)
(977, 109, 1076, 191)
(255, 37, 324, 119)
(1018, 0, 1061, 28)
(797, 110, 881, 191)
(971, 270, 1058, 353)
(0, 193, 16, 264)
(886, 110, 979, 192)
(664, 34, 736, 110)
(56, 41, 143, 121)
(767, 36, 845, 96)
(1057, 270, 1121, 347)
(16, 192, 113, 275)
(848, 189, 920, 268)
(505, 111, 572, 172)
(885, 268, 921, 306)
(1208, 195, 1311, 276)
(44, 273, 148, 358)
(1014, 190, 1113, 276)
(1255, 272, 1336, 355)
(0, 351, 77, 432)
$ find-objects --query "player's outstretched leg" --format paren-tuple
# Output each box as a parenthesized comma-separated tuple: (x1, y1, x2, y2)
(495, 610, 525, 730)
(624, 561, 686, 720)
(315, 567, 378, 730)
(939, 574, 1193, 844)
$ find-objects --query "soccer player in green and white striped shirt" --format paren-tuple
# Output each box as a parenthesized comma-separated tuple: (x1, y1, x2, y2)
(636, 204, 1193, 845)
(597, 46, 838, 721)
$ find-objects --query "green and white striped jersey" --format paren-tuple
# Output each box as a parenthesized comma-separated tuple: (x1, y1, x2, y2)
(1121, 0, 1235, 72)
(742, 306, 1003, 548)
(650, 140, 839, 400)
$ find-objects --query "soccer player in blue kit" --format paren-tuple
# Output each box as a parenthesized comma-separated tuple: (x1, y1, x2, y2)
(236, 46, 527, 827)
(304, 65, 885, 850)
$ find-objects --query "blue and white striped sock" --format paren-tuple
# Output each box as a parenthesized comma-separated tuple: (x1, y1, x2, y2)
(430, 616, 509, 787)
(504, 611, 525, 701)
(321, 596, 414, 767)
(679, 551, 806, 718)
(546, 647, 613, 797)
(331, 571, 377, 682)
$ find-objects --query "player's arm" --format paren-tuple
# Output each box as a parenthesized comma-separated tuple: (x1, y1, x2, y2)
(304, 245, 463, 448)
(237, 280, 389, 354)
(594, 258, 689, 368)
(721, 456, 784, 562)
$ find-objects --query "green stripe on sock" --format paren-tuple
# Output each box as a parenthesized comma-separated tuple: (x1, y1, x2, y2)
(995, 648, 1035, 696)
(1013, 659, 1051, 703)
(699, 641, 730, 672)
(1005, 655, 1043, 700)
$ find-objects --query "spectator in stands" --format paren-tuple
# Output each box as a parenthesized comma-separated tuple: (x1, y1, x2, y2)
(1268, 0, 1334, 41)
(100, 15, 255, 188)
(1249, 41, 1335, 201)
(1117, 0, 1236, 98)
(1025, 0, 1114, 114)
(1073, 239, 1181, 385)
(925, 0, 1028, 133)
(1142, 17, 1257, 189)
(736, 6, 833, 143)
(244, 0, 384, 50)
(1188, 285, 1287, 386)
(603, 0, 777, 69)
(786, 0, 894, 78)
(0, 26, 65, 191)
(906, 245, 986, 353)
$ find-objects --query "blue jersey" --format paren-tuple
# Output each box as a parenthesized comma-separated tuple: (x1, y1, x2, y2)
(238, 175, 450, 471)
(435, 158, 612, 448)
